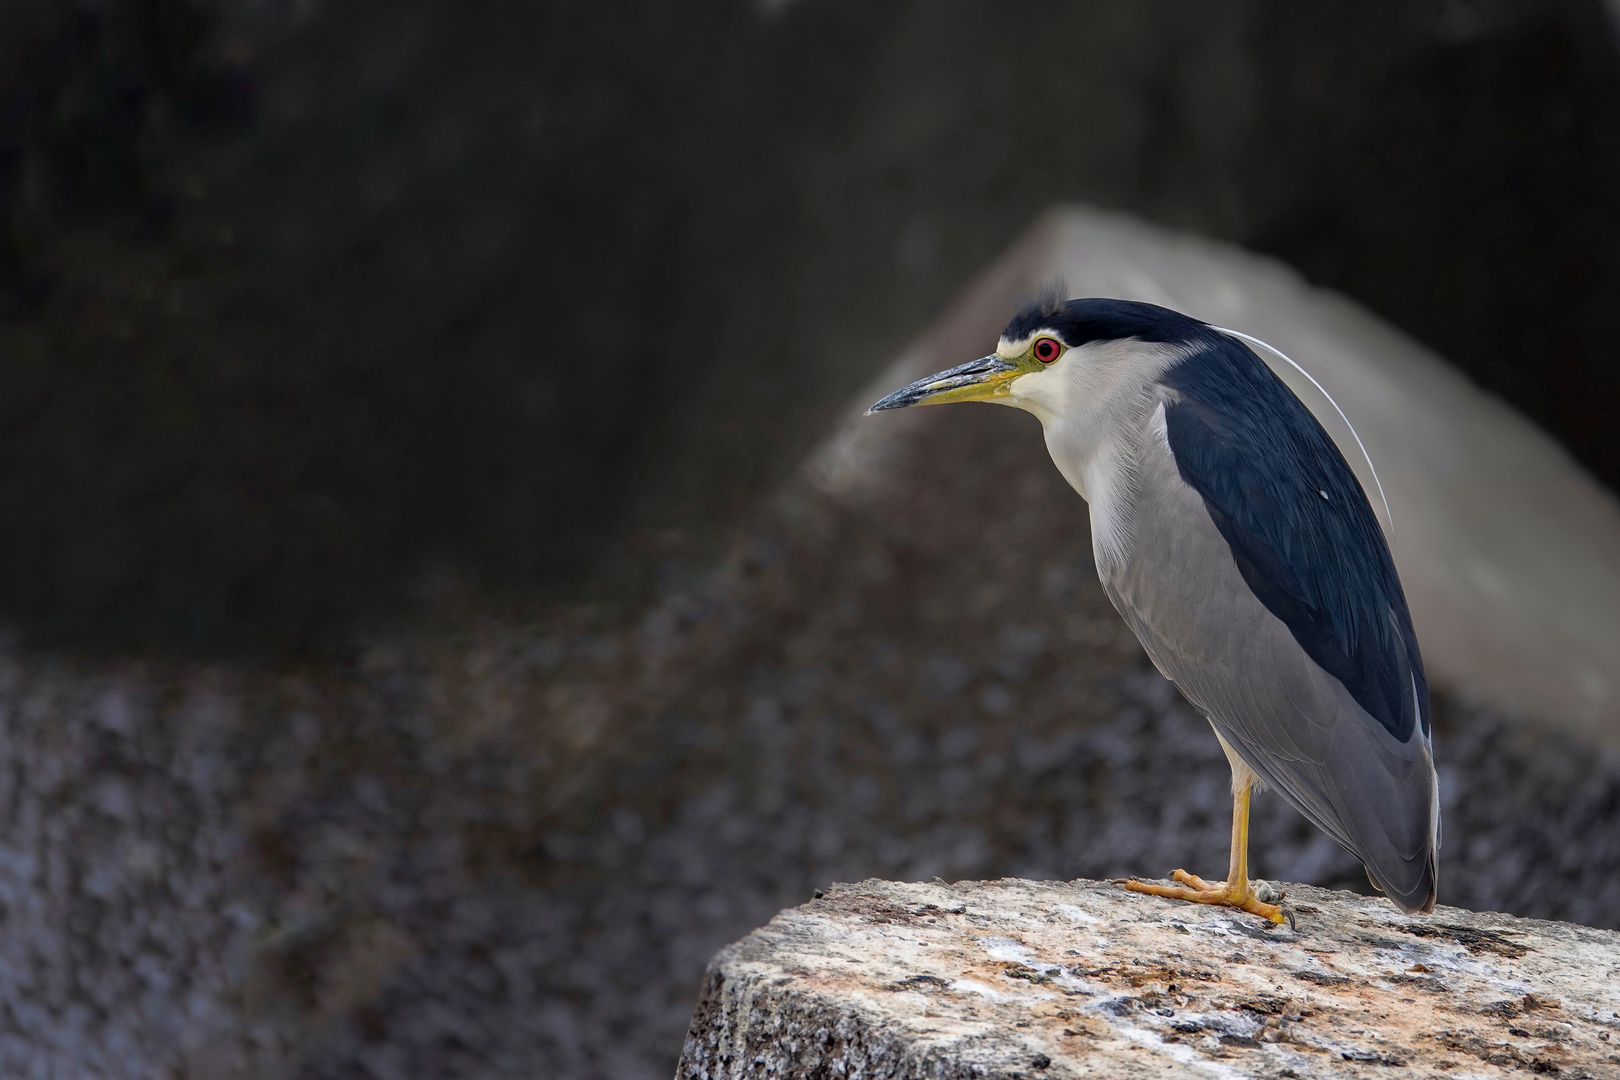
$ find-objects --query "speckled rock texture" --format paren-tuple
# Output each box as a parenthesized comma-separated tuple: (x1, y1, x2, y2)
(678, 878, 1620, 1079)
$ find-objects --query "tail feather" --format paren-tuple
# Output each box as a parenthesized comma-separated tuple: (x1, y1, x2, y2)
(1219, 715, 1438, 916)
(1330, 718, 1438, 914)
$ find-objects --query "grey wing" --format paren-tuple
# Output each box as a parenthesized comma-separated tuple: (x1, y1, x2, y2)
(1100, 441, 1438, 913)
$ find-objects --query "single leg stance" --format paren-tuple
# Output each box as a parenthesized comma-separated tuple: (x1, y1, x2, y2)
(1120, 783, 1285, 924)
(869, 298, 1441, 920)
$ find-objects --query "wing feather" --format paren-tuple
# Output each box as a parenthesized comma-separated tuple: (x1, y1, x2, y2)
(1159, 339, 1428, 744)
(1098, 337, 1438, 912)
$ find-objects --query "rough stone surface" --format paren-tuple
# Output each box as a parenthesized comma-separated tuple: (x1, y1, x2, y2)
(678, 878, 1620, 1079)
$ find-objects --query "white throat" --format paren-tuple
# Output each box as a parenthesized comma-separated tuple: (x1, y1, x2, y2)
(999, 338, 1188, 568)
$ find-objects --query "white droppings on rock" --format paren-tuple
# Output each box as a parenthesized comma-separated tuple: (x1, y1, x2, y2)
(1055, 903, 1100, 926)
(978, 936, 1034, 963)
(947, 979, 1006, 1000)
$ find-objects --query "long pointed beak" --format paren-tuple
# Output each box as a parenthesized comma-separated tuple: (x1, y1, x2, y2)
(867, 354, 1021, 413)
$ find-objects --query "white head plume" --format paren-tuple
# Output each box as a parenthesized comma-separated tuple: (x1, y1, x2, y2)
(1210, 325, 1394, 538)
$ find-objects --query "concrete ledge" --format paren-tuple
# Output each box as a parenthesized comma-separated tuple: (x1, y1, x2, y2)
(677, 878, 1620, 1078)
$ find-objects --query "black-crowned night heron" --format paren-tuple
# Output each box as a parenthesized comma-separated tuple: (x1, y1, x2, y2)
(871, 296, 1438, 923)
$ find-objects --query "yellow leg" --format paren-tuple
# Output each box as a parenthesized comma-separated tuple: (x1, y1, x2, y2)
(1119, 783, 1286, 924)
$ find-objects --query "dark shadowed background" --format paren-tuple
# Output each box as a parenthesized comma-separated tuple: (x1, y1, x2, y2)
(1, 2, 1619, 1078)
(4, 0, 1620, 651)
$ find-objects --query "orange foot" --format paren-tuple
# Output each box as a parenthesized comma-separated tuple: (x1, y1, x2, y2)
(1118, 870, 1286, 925)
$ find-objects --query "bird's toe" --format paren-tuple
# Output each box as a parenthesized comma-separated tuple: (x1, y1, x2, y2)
(1118, 874, 1286, 925)
(1170, 869, 1217, 890)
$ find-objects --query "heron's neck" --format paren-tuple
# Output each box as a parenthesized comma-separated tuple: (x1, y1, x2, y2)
(1018, 367, 1162, 492)
(1005, 339, 1185, 491)
(1002, 337, 1187, 566)
(1042, 391, 1166, 568)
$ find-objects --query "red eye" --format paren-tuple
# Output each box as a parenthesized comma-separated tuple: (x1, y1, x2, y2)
(1033, 337, 1062, 363)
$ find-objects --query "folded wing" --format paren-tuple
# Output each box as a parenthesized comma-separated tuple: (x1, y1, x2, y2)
(1107, 335, 1437, 912)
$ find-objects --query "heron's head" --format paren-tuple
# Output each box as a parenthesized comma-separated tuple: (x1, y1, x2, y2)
(869, 295, 1208, 429)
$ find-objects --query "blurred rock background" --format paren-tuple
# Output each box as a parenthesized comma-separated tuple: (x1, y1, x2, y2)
(1, 1, 1620, 1078)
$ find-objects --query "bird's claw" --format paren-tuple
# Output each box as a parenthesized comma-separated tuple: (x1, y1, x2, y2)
(1120, 871, 1287, 925)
